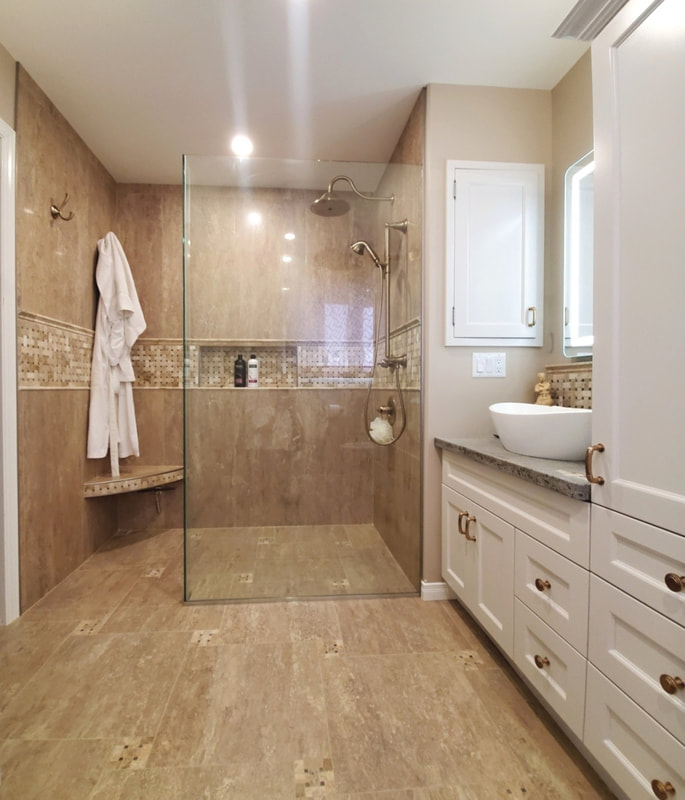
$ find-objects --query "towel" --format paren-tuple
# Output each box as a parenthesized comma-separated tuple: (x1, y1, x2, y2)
(87, 232, 146, 463)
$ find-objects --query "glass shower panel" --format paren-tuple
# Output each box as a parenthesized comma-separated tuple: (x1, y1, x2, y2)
(183, 156, 422, 602)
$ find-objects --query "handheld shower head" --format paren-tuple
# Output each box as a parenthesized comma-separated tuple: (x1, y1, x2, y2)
(350, 240, 385, 270)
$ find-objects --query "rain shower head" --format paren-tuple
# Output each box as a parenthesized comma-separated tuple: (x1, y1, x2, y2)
(310, 174, 394, 217)
(350, 240, 385, 270)
(310, 192, 350, 217)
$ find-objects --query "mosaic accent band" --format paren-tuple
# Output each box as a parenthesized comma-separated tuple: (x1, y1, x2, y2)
(18, 312, 422, 391)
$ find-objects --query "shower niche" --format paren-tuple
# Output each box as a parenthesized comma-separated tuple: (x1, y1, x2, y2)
(183, 156, 423, 602)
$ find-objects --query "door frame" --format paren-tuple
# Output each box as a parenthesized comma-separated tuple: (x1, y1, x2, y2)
(0, 116, 19, 624)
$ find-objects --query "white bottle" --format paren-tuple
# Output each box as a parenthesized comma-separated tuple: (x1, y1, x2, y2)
(247, 354, 259, 388)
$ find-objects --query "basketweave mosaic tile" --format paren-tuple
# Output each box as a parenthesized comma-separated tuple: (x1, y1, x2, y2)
(19, 311, 421, 391)
(18, 312, 93, 388)
(544, 362, 592, 409)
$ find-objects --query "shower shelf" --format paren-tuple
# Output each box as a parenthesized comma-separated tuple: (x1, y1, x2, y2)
(83, 465, 184, 498)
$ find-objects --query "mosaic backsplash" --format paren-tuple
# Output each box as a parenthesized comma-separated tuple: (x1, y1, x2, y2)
(18, 312, 421, 390)
(544, 362, 592, 409)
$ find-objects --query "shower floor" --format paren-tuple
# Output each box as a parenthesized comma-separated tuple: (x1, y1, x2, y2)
(185, 523, 417, 601)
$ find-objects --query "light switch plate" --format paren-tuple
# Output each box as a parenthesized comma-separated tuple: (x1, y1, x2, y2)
(472, 352, 506, 377)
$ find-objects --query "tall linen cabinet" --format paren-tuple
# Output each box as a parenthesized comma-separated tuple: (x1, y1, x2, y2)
(585, 1, 685, 797)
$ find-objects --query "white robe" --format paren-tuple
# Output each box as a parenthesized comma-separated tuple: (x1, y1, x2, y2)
(87, 232, 146, 463)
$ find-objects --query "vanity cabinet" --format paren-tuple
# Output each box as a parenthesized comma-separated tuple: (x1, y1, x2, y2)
(440, 449, 590, 736)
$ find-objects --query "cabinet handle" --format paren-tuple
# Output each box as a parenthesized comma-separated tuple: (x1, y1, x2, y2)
(651, 780, 675, 800)
(659, 674, 684, 695)
(534, 654, 550, 669)
(664, 573, 685, 593)
(463, 514, 477, 542)
(457, 511, 468, 536)
(535, 578, 551, 592)
(527, 306, 536, 327)
(585, 443, 605, 485)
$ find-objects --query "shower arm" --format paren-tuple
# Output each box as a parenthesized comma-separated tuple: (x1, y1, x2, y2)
(327, 175, 394, 204)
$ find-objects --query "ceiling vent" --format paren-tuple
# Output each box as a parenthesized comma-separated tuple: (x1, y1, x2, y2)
(552, 0, 631, 40)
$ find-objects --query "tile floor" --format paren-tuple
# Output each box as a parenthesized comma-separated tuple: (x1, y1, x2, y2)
(0, 528, 616, 799)
(185, 524, 417, 600)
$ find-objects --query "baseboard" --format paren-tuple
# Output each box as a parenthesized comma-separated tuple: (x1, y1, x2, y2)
(420, 580, 456, 601)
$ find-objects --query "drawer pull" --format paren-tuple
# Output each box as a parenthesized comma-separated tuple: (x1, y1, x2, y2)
(535, 578, 551, 592)
(463, 514, 477, 542)
(585, 443, 605, 485)
(651, 779, 675, 800)
(534, 654, 550, 669)
(659, 674, 684, 695)
(664, 573, 685, 593)
(457, 511, 468, 536)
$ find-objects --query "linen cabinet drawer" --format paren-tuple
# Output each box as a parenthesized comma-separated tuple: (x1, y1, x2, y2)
(442, 451, 590, 566)
(513, 599, 586, 739)
(585, 664, 685, 800)
(515, 530, 589, 655)
(591, 505, 685, 625)
(588, 575, 685, 746)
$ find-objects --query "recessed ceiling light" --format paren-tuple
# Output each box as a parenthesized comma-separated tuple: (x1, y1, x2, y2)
(284, 232, 296, 240)
(247, 211, 262, 225)
(282, 255, 292, 263)
(231, 134, 254, 157)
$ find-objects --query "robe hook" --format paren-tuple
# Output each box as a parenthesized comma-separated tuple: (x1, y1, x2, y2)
(50, 193, 75, 221)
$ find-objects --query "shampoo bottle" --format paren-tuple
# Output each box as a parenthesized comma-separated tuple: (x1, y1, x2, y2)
(234, 354, 246, 387)
(247, 354, 259, 388)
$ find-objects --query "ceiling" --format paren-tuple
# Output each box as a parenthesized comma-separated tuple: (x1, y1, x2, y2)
(0, 0, 587, 185)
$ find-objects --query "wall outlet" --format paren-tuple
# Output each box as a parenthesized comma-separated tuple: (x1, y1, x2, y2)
(472, 352, 506, 377)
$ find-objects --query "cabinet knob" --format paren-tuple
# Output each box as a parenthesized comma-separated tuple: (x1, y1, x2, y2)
(535, 578, 551, 592)
(664, 573, 685, 593)
(585, 443, 605, 485)
(463, 514, 477, 542)
(651, 779, 675, 800)
(534, 654, 550, 669)
(659, 674, 684, 695)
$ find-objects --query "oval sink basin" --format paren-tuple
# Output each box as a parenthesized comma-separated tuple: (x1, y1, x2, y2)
(489, 402, 591, 461)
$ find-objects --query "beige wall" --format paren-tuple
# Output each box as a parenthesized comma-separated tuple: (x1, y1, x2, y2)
(548, 52, 593, 362)
(422, 83, 554, 583)
(0, 41, 15, 127)
(15, 67, 119, 610)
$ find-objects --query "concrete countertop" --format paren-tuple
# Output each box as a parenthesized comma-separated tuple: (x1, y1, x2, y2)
(434, 436, 590, 501)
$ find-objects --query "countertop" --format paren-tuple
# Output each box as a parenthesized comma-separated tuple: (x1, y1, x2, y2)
(434, 436, 590, 501)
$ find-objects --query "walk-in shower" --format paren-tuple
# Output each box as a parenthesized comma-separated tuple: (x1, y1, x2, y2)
(183, 156, 422, 602)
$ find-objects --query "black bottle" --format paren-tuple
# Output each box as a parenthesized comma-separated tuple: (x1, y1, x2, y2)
(234, 354, 246, 387)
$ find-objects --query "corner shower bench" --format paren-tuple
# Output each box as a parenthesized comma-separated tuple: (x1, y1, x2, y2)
(83, 464, 184, 498)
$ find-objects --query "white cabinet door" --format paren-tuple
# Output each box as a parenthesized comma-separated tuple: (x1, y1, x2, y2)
(441, 483, 514, 657)
(445, 161, 544, 346)
(441, 484, 472, 603)
(591, 0, 685, 534)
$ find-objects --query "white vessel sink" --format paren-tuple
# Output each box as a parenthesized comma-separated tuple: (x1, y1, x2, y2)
(489, 402, 592, 461)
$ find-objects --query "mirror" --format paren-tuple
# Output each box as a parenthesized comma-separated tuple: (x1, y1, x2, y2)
(563, 150, 594, 357)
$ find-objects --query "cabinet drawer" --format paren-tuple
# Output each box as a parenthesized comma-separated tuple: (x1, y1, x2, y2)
(515, 531, 589, 655)
(591, 505, 685, 626)
(442, 452, 590, 566)
(513, 599, 586, 739)
(589, 576, 685, 746)
(585, 664, 685, 800)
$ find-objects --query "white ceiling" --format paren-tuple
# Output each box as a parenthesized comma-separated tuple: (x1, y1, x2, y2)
(0, 0, 587, 184)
